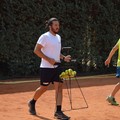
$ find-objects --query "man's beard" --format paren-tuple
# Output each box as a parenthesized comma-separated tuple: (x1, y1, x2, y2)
(51, 27, 59, 34)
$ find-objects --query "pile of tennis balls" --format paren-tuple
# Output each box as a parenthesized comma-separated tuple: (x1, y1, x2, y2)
(59, 68, 77, 79)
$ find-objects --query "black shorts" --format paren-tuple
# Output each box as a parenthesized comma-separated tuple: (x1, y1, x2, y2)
(39, 67, 63, 86)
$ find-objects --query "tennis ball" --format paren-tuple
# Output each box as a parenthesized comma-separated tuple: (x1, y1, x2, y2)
(59, 74, 62, 78)
(73, 71, 77, 76)
(71, 71, 75, 77)
(63, 75, 69, 78)
(68, 68, 73, 72)
(65, 70, 69, 75)
(61, 72, 65, 76)
(59, 72, 65, 78)
(68, 71, 77, 77)
(68, 69, 73, 75)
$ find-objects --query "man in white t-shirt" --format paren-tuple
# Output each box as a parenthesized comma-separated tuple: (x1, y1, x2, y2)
(28, 18, 71, 120)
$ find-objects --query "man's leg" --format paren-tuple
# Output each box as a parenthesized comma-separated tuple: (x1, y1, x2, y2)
(54, 82, 63, 107)
(111, 82, 120, 97)
(33, 85, 48, 100)
(106, 82, 120, 106)
(54, 82, 70, 120)
(28, 85, 48, 115)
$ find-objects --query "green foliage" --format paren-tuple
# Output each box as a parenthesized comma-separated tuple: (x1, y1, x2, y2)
(0, 0, 120, 79)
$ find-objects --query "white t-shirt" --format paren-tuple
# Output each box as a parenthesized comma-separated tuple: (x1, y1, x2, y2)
(37, 32, 61, 68)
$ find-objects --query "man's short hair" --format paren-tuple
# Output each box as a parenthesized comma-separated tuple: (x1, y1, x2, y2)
(45, 18, 59, 28)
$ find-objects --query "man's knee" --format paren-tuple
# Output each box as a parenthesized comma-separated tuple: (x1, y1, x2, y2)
(117, 82, 120, 86)
(55, 82, 63, 92)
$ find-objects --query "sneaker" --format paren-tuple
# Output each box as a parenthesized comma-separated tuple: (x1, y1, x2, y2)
(28, 100, 36, 115)
(54, 111, 70, 120)
(106, 96, 119, 106)
(116, 74, 120, 78)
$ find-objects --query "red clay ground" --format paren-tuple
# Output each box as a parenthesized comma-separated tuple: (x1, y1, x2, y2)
(0, 74, 120, 120)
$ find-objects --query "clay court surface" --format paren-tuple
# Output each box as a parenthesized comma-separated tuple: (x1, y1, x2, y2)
(0, 74, 120, 120)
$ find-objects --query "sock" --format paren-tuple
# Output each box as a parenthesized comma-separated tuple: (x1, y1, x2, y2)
(30, 99, 36, 105)
(56, 105, 61, 112)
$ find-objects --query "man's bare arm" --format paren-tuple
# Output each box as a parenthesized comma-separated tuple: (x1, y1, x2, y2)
(34, 44, 55, 65)
(105, 44, 119, 67)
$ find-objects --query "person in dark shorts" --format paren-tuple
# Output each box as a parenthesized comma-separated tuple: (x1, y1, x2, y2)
(28, 18, 71, 120)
